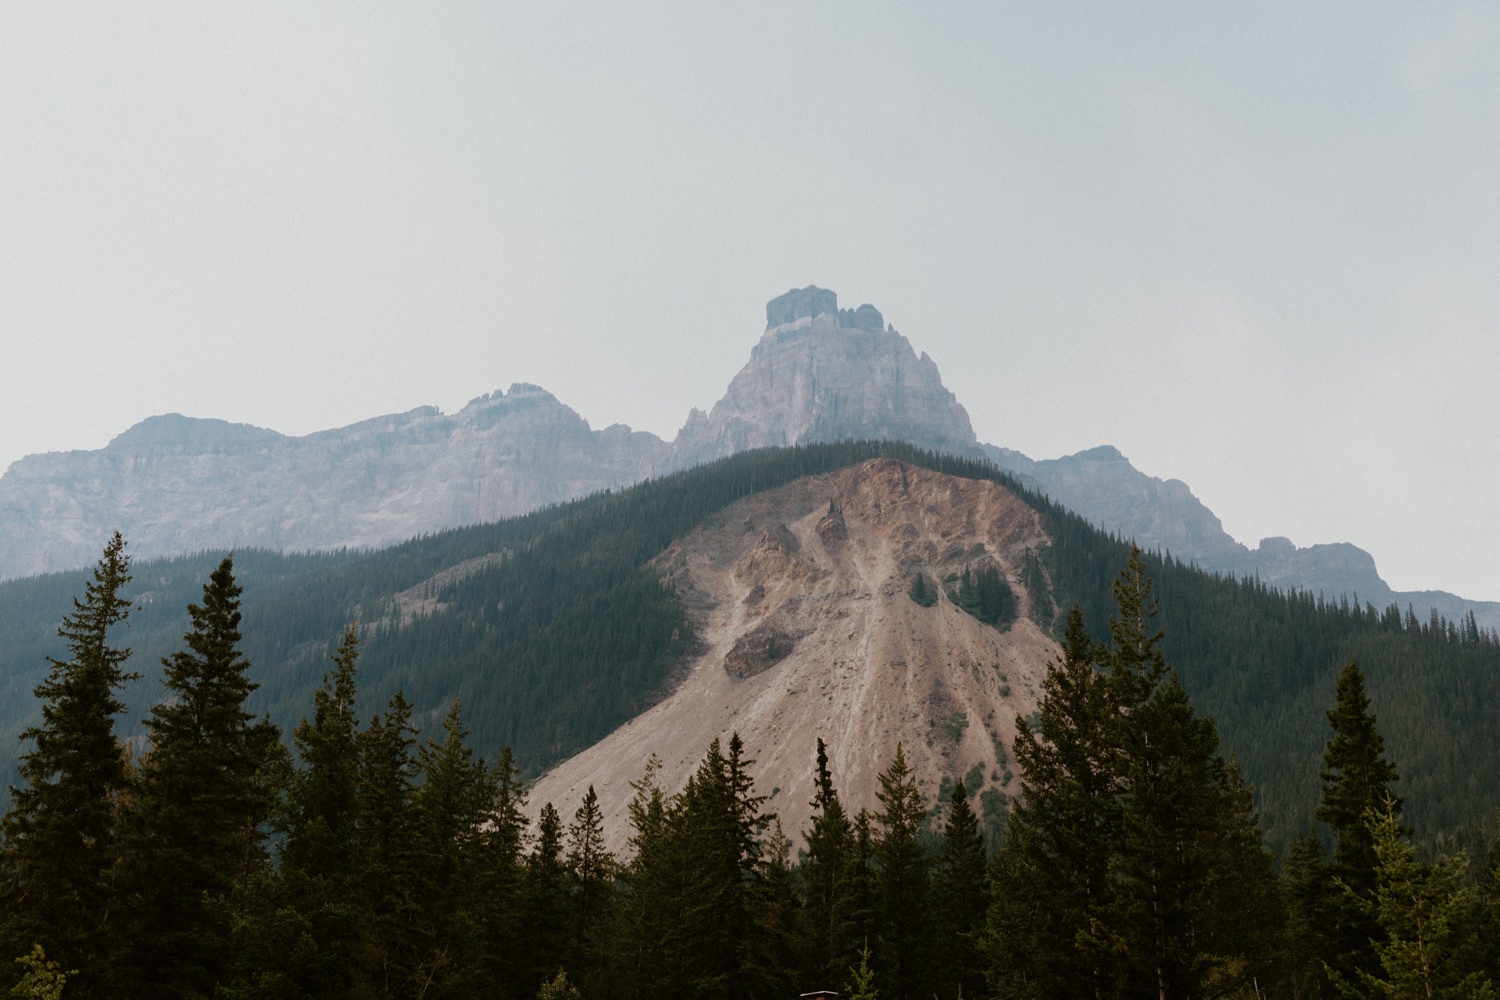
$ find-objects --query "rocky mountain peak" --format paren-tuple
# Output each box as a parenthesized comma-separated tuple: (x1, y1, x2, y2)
(672, 286, 977, 467)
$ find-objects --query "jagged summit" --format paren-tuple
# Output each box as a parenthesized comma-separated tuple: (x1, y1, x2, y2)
(673, 286, 974, 466)
(765, 284, 885, 333)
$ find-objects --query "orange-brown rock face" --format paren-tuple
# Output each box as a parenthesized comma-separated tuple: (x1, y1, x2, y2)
(528, 458, 1060, 854)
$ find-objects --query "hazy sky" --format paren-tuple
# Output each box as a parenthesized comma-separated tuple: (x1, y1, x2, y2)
(3, 4, 1498, 600)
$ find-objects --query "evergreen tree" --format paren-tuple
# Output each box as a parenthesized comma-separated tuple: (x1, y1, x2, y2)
(744, 816, 799, 1000)
(801, 738, 861, 988)
(114, 556, 281, 998)
(668, 737, 749, 998)
(243, 625, 365, 998)
(989, 553, 1282, 1000)
(1319, 661, 1403, 891)
(1345, 797, 1495, 999)
(1318, 659, 1403, 984)
(846, 942, 880, 1000)
(354, 690, 423, 996)
(1102, 552, 1282, 998)
(536, 968, 582, 1000)
(1283, 834, 1340, 999)
(283, 625, 362, 877)
(615, 754, 672, 1000)
(523, 803, 572, 993)
(872, 744, 930, 1000)
(565, 785, 614, 990)
(932, 779, 986, 1000)
(986, 604, 1115, 1000)
(1, 533, 135, 995)
(413, 701, 500, 996)
(8, 944, 74, 1000)
(472, 742, 530, 994)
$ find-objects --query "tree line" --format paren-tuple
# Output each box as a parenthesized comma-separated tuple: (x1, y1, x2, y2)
(5, 537, 1500, 999)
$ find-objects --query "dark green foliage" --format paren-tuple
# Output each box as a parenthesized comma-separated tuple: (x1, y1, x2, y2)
(613, 736, 784, 1000)
(235, 626, 366, 999)
(353, 690, 423, 996)
(565, 785, 615, 991)
(931, 780, 986, 1000)
(1282, 833, 1340, 999)
(988, 555, 1282, 999)
(113, 556, 281, 998)
(283, 626, 362, 879)
(945, 565, 1018, 630)
(1312, 659, 1405, 987)
(873, 744, 931, 1000)
(800, 738, 864, 989)
(1319, 660, 1403, 891)
(1019, 549, 1055, 630)
(1345, 799, 1496, 998)
(523, 802, 571, 992)
(0, 533, 135, 994)
(907, 573, 937, 608)
(987, 605, 1115, 1000)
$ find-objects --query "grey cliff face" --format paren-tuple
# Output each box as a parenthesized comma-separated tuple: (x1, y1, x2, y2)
(0, 387, 668, 579)
(672, 287, 978, 468)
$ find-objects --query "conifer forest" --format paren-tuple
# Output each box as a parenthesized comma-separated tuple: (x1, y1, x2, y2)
(3, 446, 1500, 998)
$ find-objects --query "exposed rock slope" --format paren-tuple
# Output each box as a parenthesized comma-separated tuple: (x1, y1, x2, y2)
(527, 459, 1059, 853)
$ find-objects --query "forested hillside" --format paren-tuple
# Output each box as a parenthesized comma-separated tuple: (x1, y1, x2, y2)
(1, 440, 1497, 846)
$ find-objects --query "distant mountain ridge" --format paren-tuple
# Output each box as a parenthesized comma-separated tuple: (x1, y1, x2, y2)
(3, 284, 1494, 628)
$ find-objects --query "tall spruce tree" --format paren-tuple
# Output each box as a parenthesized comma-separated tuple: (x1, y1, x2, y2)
(1319, 661, 1402, 887)
(474, 742, 530, 994)
(283, 625, 362, 877)
(872, 744, 930, 1000)
(986, 604, 1115, 1000)
(1, 533, 135, 995)
(931, 779, 987, 1000)
(989, 552, 1281, 1000)
(565, 785, 614, 990)
(1103, 551, 1281, 998)
(413, 701, 500, 996)
(801, 738, 861, 989)
(523, 803, 572, 992)
(113, 556, 280, 998)
(1318, 659, 1402, 985)
(353, 691, 423, 996)
(270, 625, 366, 997)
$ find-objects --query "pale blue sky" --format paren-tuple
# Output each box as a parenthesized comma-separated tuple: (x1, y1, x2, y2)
(3, 3, 1497, 599)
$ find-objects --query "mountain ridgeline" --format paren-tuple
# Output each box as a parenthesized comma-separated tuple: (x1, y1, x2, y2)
(5, 284, 1492, 633)
(1, 442, 1497, 848)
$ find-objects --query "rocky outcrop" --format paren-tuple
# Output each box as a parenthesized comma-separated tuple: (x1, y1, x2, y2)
(672, 290, 978, 468)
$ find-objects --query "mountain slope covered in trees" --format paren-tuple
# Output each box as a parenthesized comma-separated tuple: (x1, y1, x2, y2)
(0, 442, 1497, 846)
